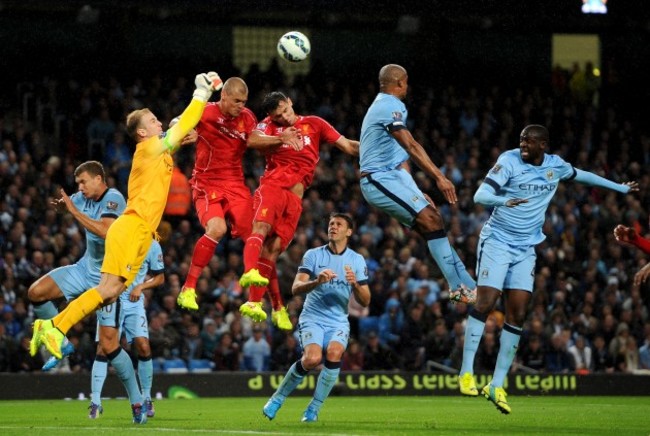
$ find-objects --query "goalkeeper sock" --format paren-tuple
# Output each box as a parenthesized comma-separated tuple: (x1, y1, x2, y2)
(138, 355, 153, 400)
(491, 323, 522, 388)
(53, 288, 103, 334)
(33, 300, 58, 319)
(460, 309, 487, 375)
(309, 360, 341, 412)
(185, 235, 218, 289)
(107, 347, 143, 406)
(243, 233, 265, 273)
(275, 360, 309, 401)
(91, 355, 108, 405)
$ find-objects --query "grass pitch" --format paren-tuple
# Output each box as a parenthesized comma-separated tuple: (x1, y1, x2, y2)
(0, 396, 648, 435)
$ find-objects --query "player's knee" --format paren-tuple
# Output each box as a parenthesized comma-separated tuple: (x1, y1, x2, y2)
(136, 340, 151, 356)
(416, 207, 444, 232)
(302, 354, 322, 369)
(27, 284, 46, 303)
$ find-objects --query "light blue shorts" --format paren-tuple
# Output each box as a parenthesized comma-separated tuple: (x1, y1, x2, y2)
(298, 320, 349, 351)
(476, 236, 536, 292)
(360, 168, 430, 227)
(49, 263, 101, 301)
(96, 300, 148, 344)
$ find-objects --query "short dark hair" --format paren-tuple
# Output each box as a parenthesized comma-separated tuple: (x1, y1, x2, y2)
(74, 161, 105, 182)
(261, 91, 289, 114)
(329, 212, 354, 231)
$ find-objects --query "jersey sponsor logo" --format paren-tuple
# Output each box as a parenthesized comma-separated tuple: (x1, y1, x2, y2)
(106, 201, 119, 210)
(518, 183, 556, 193)
(490, 164, 502, 174)
(256, 122, 268, 131)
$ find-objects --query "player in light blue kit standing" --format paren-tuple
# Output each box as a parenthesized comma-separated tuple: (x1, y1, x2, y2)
(27, 161, 125, 370)
(262, 213, 371, 422)
(458, 124, 638, 414)
(89, 239, 165, 420)
(359, 64, 476, 303)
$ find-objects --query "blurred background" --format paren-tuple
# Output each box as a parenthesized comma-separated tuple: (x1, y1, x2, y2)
(1, 0, 650, 377)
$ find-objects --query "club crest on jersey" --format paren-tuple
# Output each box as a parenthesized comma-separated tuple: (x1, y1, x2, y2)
(546, 169, 554, 180)
(411, 195, 420, 203)
(106, 201, 119, 210)
(261, 208, 268, 217)
(481, 268, 489, 278)
(490, 164, 502, 174)
(392, 111, 403, 121)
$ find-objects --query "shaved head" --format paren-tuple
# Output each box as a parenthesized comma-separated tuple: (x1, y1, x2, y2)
(379, 64, 407, 91)
(222, 77, 248, 95)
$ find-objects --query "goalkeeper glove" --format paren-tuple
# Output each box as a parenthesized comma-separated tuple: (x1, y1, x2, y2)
(193, 71, 223, 102)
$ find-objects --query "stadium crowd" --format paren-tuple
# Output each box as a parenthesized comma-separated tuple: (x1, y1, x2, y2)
(1, 60, 650, 375)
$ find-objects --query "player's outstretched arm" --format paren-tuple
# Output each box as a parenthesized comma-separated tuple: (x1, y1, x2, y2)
(163, 72, 223, 154)
(390, 128, 457, 204)
(247, 127, 303, 151)
(333, 137, 359, 156)
(572, 169, 639, 194)
(474, 183, 528, 208)
(614, 224, 650, 255)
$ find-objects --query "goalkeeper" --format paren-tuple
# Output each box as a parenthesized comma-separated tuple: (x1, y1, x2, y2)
(30, 72, 224, 364)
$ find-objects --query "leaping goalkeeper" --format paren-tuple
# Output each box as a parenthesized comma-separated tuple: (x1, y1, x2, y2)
(30, 72, 224, 363)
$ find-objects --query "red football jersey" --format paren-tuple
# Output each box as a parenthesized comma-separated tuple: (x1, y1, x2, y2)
(257, 115, 342, 189)
(191, 103, 258, 184)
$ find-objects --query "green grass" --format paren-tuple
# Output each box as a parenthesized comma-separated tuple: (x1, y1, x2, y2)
(1, 396, 649, 435)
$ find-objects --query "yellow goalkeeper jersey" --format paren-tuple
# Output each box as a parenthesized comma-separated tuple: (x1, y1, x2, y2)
(124, 98, 205, 232)
(124, 135, 174, 233)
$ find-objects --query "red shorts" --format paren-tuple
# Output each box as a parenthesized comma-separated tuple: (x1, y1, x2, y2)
(252, 184, 302, 250)
(192, 181, 253, 239)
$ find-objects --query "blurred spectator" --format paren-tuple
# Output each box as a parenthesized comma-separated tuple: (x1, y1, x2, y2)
(363, 331, 398, 370)
(546, 333, 574, 373)
(271, 334, 301, 371)
(242, 326, 270, 371)
(342, 339, 364, 371)
(11, 336, 44, 372)
(568, 335, 592, 374)
(213, 332, 241, 371)
(519, 335, 546, 372)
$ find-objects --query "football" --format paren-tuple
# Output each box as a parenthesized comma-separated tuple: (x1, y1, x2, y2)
(277, 31, 311, 63)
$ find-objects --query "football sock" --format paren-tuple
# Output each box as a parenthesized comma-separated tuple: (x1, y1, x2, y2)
(91, 355, 108, 405)
(275, 360, 309, 401)
(242, 233, 265, 273)
(450, 247, 476, 289)
(255, 258, 281, 309)
(267, 263, 283, 311)
(185, 235, 218, 289)
(492, 323, 522, 388)
(425, 230, 463, 290)
(138, 355, 153, 399)
(107, 347, 143, 406)
(308, 360, 341, 412)
(52, 288, 103, 334)
(460, 309, 487, 375)
(33, 300, 58, 319)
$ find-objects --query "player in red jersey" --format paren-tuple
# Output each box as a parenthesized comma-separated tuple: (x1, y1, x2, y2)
(177, 79, 301, 313)
(238, 91, 359, 330)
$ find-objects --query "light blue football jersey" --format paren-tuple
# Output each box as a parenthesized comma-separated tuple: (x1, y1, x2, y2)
(72, 188, 126, 272)
(359, 93, 409, 173)
(479, 149, 576, 246)
(119, 240, 164, 309)
(298, 245, 369, 326)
